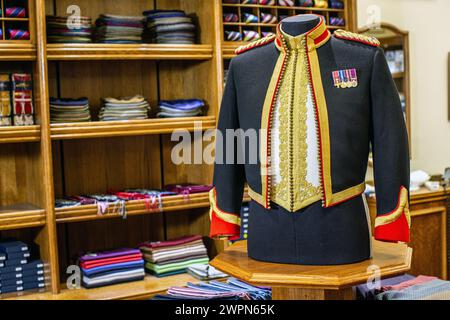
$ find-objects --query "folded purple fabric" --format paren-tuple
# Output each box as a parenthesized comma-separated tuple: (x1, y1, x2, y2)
(139, 235, 202, 249)
(79, 248, 141, 262)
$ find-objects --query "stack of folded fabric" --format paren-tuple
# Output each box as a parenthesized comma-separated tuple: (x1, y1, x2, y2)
(0, 240, 45, 295)
(139, 235, 209, 277)
(187, 264, 228, 281)
(99, 95, 150, 121)
(157, 99, 204, 118)
(46, 15, 93, 43)
(152, 277, 272, 300)
(356, 274, 450, 300)
(50, 97, 92, 123)
(143, 10, 196, 44)
(95, 14, 144, 44)
(79, 248, 145, 289)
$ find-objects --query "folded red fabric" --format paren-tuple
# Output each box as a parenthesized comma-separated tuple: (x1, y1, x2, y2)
(80, 254, 143, 269)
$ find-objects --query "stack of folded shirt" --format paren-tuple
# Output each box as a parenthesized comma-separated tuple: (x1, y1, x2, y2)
(46, 15, 93, 43)
(139, 235, 209, 277)
(99, 95, 150, 121)
(157, 99, 204, 118)
(79, 248, 145, 289)
(0, 241, 45, 295)
(143, 10, 196, 44)
(152, 277, 272, 300)
(95, 14, 144, 44)
(50, 97, 92, 123)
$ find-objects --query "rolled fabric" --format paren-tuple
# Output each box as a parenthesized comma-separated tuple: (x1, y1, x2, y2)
(278, 0, 295, 6)
(260, 12, 277, 24)
(241, 0, 258, 4)
(225, 30, 242, 41)
(329, 17, 345, 26)
(8, 29, 30, 40)
(223, 13, 239, 22)
(243, 30, 260, 41)
(262, 31, 275, 37)
(5, 7, 26, 18)
(258, 0, 276, 5)
(314, 0, 329, 8)
(298, 0, 314, 7)
(329, 0, 345, 9)
(242, 13, 258, 24)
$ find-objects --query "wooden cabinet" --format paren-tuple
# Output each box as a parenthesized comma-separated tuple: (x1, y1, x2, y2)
(367, 188, 448, 279)
(0, 0, 358, 300)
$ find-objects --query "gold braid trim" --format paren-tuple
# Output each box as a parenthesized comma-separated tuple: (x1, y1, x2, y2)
(374, 187, 411, 228)
(209, 188, 241, 226)
(235, 34, 276, 54)
(334, 29, 380, 47)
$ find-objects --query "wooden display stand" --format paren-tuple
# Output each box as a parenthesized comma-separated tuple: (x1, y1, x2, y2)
(211, 240, 412, 300)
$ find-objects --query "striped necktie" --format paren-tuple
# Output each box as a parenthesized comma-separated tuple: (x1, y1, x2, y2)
(6, 7, 26, 18)
(225, 31, 242, 41)
(243, 13, 258, 24)
(8, 29, 30, 40)
(260, 13, 277, 24)
(243, 30, 260, 42)
(278, 0, 295, 6)
(259, 0, 275, 5)
(223, 13, 238, 23)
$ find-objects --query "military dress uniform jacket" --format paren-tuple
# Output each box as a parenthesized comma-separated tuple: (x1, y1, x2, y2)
(209, 18, 410, 245)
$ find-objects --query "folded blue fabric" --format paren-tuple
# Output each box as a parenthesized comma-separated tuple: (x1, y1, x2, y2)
(50, 97, 89, 106)
(159, 99, 204, 111)
(82, 259, 145, 277)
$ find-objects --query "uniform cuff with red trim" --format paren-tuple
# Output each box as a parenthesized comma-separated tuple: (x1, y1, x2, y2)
(209, 210, 240, 241)
(374, 211, 410, 243)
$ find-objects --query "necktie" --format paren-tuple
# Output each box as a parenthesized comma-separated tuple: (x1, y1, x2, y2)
(330, 17, 345, 26)
(6, 7, 26, 18)
(298, 0, 314, 7)
(223, 13, 238, 23)
(260, 13, 277, 24)
(242, 0, 258, 4)
(8, 29, 30, 40)
(243, 30, 260, 42)
(278, 0, 295, 6)
(225, 31, 242, 41)
(330, 0, 345, 9)
(314, 0, 329, 8)
(259, 0, 276, 5)
(243, 13, 258, 24)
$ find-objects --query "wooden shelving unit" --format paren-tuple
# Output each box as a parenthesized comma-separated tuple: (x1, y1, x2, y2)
(46, 43, 214, 61)
(0, 0, 357, 300)
(220, 0, 357, 54)
(50, 116, 217, 140)
(0, 125, 41, 143)
(4, 273, 200, 300)
(0, 204, 46, 231)
(55, 192, 212, 223)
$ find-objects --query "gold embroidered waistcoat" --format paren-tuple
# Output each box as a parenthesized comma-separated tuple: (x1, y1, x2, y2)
(270, 30, 322, 212)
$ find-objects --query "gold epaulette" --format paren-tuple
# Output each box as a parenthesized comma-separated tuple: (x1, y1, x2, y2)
(235, 35, 276, 55)
(334, 29, 380, 47)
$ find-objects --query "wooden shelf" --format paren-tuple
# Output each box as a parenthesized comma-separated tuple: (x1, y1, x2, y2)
(50, 116, 217, 140)
(56, 191, 251, 223)
(0, 125, 41, 143)
(5, 273, 200, 300)
(392, 72, 405, 79)
(0, 43, 36, 60)
(55, 192, 213, 223)
(0, 204, 46, 231)
(222, 3, 345, 12)
(46, 43, 214, 61)
(223, 22, 278, 27)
